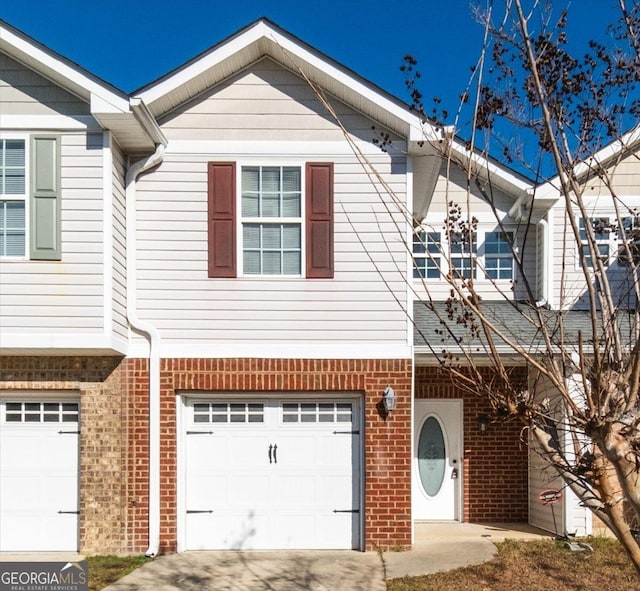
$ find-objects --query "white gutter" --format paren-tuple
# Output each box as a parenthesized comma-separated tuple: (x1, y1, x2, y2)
(125, 142, 165, 558)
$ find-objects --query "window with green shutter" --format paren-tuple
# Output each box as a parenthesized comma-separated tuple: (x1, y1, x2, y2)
(0, 135, 61, 260)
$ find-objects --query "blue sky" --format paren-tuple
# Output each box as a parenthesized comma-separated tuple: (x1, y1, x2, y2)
(0, 0, 626, 170)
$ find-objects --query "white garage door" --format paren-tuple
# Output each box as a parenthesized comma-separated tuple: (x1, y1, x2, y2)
(183, 398, 361, 550)
(0, 399, 79, 552)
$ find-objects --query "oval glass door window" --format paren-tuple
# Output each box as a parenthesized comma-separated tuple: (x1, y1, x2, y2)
(418, 416, 446, 497)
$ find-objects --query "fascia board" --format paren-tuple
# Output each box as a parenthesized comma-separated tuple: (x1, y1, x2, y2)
(449, 138, 533, 197)
(135, 21, 268, 105)
(0, 24, 129, 113)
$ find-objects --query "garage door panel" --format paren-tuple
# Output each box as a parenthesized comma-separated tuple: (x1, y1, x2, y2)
(276, 474, 315, 505)
(184, 397, 360, 550)
(0, 399, 79, 552)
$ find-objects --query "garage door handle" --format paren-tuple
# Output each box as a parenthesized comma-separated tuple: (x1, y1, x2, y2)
(58, 510, 80, 514)
(268, 443, 278, 464)
(186, 510, 213, 514)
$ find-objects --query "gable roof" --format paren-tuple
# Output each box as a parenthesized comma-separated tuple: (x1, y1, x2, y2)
(0, 19, 165, 152)
(134, 18, 437, 148)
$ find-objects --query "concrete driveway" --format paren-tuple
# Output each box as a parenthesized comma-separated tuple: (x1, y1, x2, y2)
(102, 523, 549, 591)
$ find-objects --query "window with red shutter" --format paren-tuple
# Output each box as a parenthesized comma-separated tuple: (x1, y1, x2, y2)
(208, 161, 334, 278)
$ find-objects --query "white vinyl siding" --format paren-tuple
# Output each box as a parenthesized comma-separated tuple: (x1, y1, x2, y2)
(0, 133, 105, 337)
(111, 142, 128, 342)
(0, 53, 91, 117)
(133, 60, 409, 350)
(135, 152, 407, 348)
(414, 162, 535, 301)
(159, 58, 400, 144)
(528, 371, 566, 535)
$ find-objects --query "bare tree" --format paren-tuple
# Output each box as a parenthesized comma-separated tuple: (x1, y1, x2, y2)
(405, 0, 640, 573)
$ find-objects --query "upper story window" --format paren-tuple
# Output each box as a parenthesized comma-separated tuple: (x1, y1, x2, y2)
(0, 135, 61, 261)
(413, 230, 440, 279)
(413, 226, 513, 281)
(579, 215, 640, 267)
(0, 139, 26, 257)
(241, 166, 302, 275)
(484, 231, 514, 280)
(208, 161, 333, 279)
(579, 217, 610, 267)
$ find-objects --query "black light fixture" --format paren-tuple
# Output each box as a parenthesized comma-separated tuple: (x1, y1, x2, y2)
(382, 386, 396, 412)
(477, 413, 490, 434)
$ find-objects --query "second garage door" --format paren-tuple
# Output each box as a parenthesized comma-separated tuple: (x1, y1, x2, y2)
(183, 397, 361, 550)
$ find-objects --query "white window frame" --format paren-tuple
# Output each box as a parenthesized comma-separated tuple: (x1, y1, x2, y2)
(236, 161, 306, 278)
(413, 229, 441, 279)
(483, 230, 515, 280)
(574, 214, 640, 269)
(413, 222, 514, 283)
(0, 133, 29, 260)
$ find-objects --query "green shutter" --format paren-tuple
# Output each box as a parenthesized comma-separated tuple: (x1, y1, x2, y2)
(30, 135, 61, 260)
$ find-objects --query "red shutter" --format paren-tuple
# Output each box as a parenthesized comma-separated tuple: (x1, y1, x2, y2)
(306, 163, 334, 278)
(208, 162, 236, 278)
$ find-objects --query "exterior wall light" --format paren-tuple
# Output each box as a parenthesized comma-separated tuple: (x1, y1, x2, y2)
(477, 413, 490, 434)
(383, 386, 396, 412)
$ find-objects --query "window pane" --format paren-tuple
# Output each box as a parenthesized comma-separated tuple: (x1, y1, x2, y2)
(244, 251, 260, 274)
(242, 194, 259, 217)
(283, 251, 301, 274)
(261, 167, 280, 193)
(1, 140, 26, 196)
(282, 193, 301, 217)
(262, 225, 281, 249)
(4, 140, 25, 166)
(262, 194, 280, 217)
(243, 224, 260, 249)
(1, 201, 25, 256)
(242, 167, 260, 193)
(263, 251, 281, 274)
(282, 225, 300, 249)
(282, 167, 301, 192)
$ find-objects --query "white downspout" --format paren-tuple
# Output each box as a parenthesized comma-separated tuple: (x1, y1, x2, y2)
(126, 143, 165, 558)
(536, 217, 551, 307)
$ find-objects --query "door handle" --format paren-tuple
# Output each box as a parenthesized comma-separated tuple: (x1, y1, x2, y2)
(273, 444, 277, 464)
(451, 468, 458, 479)
(268, 444, 273, 464)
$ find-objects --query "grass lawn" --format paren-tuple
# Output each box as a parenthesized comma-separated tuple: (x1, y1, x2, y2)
(387, 537, 639, 591)
(87, 555, 150, 591)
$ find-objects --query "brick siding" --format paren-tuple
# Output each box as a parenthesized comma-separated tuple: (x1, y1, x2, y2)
(415, 366, 529, 523)
(122, 357, 412, 553)
(0, 356, 128, 555)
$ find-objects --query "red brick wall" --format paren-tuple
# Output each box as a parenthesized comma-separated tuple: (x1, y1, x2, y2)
(123, 357, 412, 553)
(415, 366, 528, 523)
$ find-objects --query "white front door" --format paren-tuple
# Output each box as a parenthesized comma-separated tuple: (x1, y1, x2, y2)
(183, 397, 360, 550)
(0, 399, 79, 551)
(413, 399, 462, 521)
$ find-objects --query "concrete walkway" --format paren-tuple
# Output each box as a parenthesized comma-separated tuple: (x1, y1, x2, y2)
(0, 523, 550, 591)
(98, 523, 549, 590)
